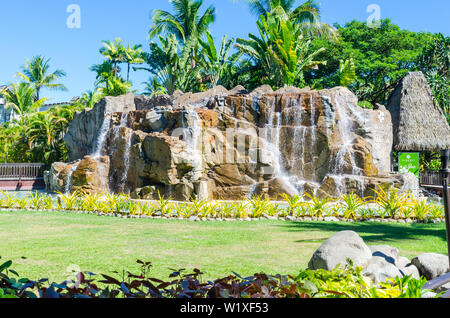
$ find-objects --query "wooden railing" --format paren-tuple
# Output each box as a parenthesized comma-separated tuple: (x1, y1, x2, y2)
(0, 163, 47, 180)
(420, 171, 442, 186)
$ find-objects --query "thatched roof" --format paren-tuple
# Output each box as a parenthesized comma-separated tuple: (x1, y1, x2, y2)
(387, 71, 450, 152)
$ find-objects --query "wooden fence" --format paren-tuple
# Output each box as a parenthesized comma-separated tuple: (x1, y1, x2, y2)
(420, 171, 442, 187)
(0, 163, 47, 190)
(0, 163, 47, 180)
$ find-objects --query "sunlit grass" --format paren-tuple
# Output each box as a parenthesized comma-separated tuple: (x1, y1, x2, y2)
(0, 210, 446, 283)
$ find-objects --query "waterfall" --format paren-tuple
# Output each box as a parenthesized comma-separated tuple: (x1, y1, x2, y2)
(261, 97, 299, 196)
(182, 107, 203, 176)
(64, 163, 80, 194)
(285, 94, 320, 194)
(248, 182, 257, 199)
(332, 97, 361, 176)
(92, 116, 111, 158)
(119, 113, 132, 193)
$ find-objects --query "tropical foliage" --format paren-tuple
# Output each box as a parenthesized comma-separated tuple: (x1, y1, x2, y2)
(305, 19, 434, 106)
(0, 186, 444, 223)
(138, 34, 202, 95)
(0, 257, 434, 298)
(419, 33, 450, 122)
(243, 0, 337, 40)
(236, 11, 326, 87)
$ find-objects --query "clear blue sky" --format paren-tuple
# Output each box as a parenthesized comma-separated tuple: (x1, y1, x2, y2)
(1, 0, 449, 103)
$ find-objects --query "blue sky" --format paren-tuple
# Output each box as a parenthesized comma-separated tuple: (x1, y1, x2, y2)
(1, 0, 449, 103)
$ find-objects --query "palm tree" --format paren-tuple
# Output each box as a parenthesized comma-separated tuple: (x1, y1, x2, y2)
(149, 0, 216, 42)
(236, 12, 326, 87)
(99, 77, 132, 97)
(123, 44, 144, 81)
(27, 112, 68, 162)
(71, 90, 102, 110)
(99, 38, 126, 78)
(243, 0, 336, 40)
(16, 55, 67, 100)
(2, 82, 48, 122)
(89, 60, 119, 88)
(198, 32, 240, 87)
(138, 34, 202, 95)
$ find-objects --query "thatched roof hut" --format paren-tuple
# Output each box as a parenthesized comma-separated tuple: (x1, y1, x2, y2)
(387, 71, 450, 152)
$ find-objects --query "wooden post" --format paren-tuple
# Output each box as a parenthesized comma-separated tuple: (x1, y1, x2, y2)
(440, 149, 450, 266)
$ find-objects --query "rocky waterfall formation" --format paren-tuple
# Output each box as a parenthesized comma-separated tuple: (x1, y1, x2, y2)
(45, 85, 403, 200)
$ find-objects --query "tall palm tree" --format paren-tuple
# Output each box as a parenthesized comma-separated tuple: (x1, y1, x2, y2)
(243, 0, 336, 40)
(123, 44, 144, 81)
(2, 82, 48, 122)
(16, 55, 67, 100)
(99, 38, 126, 78)
(149, 0, 216, 42)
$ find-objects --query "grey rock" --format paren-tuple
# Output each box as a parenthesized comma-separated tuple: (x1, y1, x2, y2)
(369, 245, 399, 265)
(411, 253, 450, 280)
(308, 231, 372, 271)
(363, 256, 404, 284)
(396, 256, 412, 269)
(400, 264, 420, 280)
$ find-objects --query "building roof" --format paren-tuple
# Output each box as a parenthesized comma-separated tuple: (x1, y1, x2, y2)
(387, 72, 450, 152)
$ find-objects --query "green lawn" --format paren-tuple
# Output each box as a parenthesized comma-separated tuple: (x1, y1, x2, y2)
(0, 210, 447, 282)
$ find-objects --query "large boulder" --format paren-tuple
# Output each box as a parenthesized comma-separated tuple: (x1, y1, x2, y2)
(411, 253, 450, 280)
(308, 231, 372, 270)
(45, 156, 110, 194)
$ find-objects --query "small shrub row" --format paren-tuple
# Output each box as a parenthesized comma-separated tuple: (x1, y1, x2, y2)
(0, 187, 445, 222)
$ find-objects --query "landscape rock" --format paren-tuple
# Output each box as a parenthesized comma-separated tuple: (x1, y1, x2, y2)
(411, 253, 450, 280)
(308, 231, 372, 270)
(396, 256, 412, 269)
(369, 245, 399, 265)
(363, 256, 404, 284)
(400, 264, 421, 280)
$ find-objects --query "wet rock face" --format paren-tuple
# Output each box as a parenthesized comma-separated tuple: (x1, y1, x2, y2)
(44, 156, 110, 194)
(47, 85, 399, 200)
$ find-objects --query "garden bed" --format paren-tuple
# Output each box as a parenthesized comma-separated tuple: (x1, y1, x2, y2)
(0, 187, 446, 224)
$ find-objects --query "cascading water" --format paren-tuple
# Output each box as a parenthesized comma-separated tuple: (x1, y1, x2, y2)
(92, 116, 111, 158)
(261, 97, 299, 195)
(119, 113, 132, 193)
(64, 163, 79, 195)
(276, 94, 320, 195)
(329, 95, 367, 197)
(181, 107, 203, 177)
(258, 92, 368, 198)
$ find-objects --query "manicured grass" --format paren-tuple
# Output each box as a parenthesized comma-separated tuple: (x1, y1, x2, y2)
(0, 210, 447, 282)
